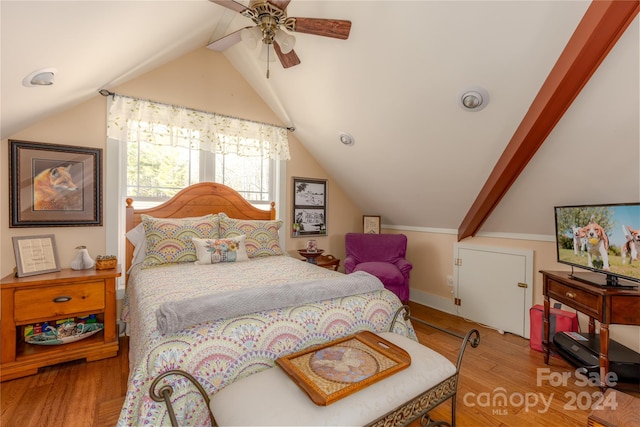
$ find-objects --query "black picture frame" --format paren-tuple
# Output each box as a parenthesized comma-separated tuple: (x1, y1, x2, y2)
(292, 177, 327, 237)
(9, 140, 102, 227)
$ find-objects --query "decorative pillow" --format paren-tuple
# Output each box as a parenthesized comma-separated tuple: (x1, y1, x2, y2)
(127, 215, 217, 269)
(219, 213, 284, 258)
(141, 214, 220, 267)
(192, 235, 249, 265)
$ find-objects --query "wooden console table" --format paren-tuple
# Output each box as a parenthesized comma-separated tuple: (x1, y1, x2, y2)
(541, 270, 640, 387)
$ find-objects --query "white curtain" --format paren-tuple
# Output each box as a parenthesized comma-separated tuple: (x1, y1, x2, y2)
(106, 95, 290, 160)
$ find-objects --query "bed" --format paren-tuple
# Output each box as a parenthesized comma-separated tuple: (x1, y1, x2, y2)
(116, 183, 417, 426)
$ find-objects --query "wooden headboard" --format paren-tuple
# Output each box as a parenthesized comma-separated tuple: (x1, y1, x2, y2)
(125, 182, 276, 274)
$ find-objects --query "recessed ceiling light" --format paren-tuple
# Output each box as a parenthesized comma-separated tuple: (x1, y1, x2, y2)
(339, 131, 355, 146)
(458, 86, 489, 112)
(23, 68, 57, 87)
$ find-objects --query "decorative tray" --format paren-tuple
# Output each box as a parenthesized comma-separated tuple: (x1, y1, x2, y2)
(26, 323, 104, 346)
(276, 331, 411, 405)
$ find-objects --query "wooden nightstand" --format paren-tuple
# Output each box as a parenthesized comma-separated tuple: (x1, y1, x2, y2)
(298, 249, 324, 264)
(0, 266, 121, 382)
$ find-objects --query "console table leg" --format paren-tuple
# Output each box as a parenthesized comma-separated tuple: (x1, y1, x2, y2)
(599, 323, 610, 389)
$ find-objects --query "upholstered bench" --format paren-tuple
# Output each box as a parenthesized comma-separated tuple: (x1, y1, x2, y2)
(209, 332, 457, 426)
(149, 314, 480, 427)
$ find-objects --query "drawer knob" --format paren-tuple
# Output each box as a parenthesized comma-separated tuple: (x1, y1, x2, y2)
(565, 292, 576, 299)
(53, 296, 72, 303)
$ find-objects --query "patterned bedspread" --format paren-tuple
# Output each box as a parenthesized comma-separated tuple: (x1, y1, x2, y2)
(117, 255, 416, 426)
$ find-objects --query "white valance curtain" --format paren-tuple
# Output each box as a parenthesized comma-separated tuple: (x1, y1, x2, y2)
(106, 95, 290, 160)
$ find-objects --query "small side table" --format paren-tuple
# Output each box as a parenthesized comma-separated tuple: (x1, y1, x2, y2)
(298, 249, 324, 264)
(315, 254, 340, 271)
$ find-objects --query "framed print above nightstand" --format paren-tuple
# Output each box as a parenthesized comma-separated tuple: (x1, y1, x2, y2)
(363, 215, 381, 234)
(9, 140, 102, 227)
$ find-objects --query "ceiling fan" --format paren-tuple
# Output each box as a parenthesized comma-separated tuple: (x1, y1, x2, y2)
(207, 0, 351, 77)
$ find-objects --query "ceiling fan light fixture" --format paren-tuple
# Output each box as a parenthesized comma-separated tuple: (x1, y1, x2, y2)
(458, 86, 489, 112)
(241, 26, 262, 49)
(208, 0, 351, 79)
(274, 29, 296, 54)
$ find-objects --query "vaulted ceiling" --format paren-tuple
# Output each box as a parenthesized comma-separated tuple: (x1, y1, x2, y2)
(2, 1, 638, 238)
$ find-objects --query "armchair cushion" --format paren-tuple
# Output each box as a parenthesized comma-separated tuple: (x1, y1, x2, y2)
(353, 262, 403, 286)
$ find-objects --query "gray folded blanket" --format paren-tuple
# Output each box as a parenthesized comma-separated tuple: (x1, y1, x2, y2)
(156, 271, 384, 335)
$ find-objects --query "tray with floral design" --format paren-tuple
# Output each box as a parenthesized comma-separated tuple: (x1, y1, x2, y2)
(26, 323, 104, 346)
(275, 331, 411, 405)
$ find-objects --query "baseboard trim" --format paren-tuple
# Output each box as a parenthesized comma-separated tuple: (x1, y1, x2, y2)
(409, 289, 457, 315)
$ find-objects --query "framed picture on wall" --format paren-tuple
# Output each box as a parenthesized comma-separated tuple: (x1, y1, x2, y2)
(363, 215, 381, 234)
(9, 140, 102, 227)
(292, 177, 327, 237)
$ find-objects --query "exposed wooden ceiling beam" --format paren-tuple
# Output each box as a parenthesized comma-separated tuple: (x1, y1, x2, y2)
(457, 0, 639, 241)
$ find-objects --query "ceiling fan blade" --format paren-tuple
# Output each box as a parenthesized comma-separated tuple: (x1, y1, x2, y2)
(274, 42, 301, 68)
(207, 27, 251, 51)
(291, 17, 351, 40)
(268, 0, 291, 10)
(209, 0, 248, 14)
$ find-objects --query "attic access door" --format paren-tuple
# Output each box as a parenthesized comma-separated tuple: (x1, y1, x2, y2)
(454, 244, 534, 338)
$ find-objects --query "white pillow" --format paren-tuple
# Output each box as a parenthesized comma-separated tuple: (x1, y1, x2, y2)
(192, 235, 249, 265)
(126, 223, 147, 268)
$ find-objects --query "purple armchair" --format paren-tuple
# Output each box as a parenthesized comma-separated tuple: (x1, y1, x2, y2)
(344, 233, 412, 303)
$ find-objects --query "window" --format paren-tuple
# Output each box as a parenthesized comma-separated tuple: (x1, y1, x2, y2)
(107, 95, 289, 209)
(126, 123, 273, 208)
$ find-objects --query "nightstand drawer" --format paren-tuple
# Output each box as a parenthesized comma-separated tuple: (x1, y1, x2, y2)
(14, 281, 105, 323)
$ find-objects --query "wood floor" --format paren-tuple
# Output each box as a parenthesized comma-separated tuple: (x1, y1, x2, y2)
(1, 302, 638, 426)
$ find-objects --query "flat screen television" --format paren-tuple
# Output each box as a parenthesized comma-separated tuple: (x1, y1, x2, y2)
(554, 203, 640, 288)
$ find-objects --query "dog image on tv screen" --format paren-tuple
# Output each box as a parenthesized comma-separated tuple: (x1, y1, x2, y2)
(555, 204, 640, 283)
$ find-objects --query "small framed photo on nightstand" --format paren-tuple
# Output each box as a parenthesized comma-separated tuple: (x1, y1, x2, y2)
(12, 235, 61, 277)
(306, 240, 318, 253)
(363, 215, 381, 234)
